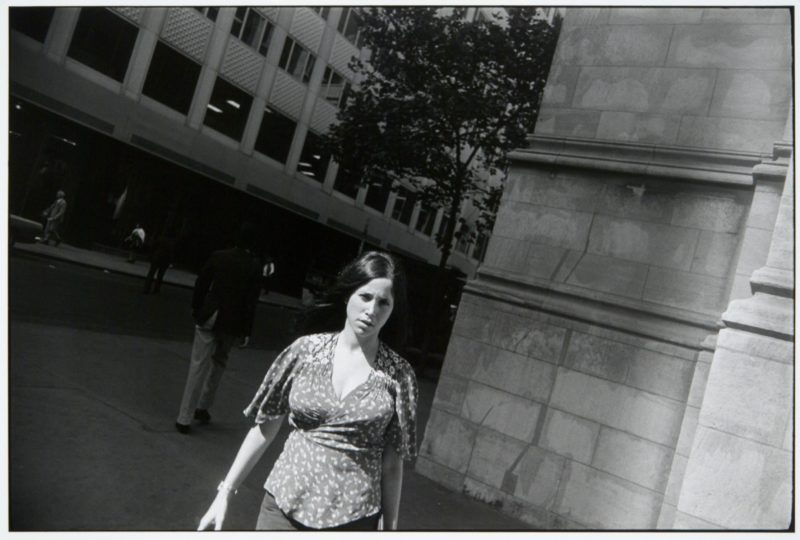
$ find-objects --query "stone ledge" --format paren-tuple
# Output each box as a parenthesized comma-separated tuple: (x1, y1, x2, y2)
(469, 267, 718, 349)
(722, 293, 794, 340)
(510, 135, 765, 186)
(750, 267, 794, 298)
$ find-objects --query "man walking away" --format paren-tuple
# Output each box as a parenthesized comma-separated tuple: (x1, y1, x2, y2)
(37, 190, 67, 246)
(143, 234, 175, 295)
(175, 223, 262, 434)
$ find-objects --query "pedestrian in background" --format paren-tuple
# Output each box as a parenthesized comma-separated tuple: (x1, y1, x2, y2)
(36, 189, 67, 246)
(125, 224, 146, 263)
(197, 251, 417, 531)
(175, 222, 262, 434)
(143, 234, 175, 295)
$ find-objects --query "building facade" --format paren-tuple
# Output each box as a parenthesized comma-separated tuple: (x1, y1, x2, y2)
(9, 6, 493, 288)
(417, 7, 793, 529)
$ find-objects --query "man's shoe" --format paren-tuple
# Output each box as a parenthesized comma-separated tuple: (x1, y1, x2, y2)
(175, 422, 191, 434)
(194, 409, 211, 425)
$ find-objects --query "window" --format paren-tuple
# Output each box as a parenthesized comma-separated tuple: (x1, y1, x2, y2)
(10, 7, 55, 42)
(194, 7, 219, 21)
(68, 8, 139, 82)
(321, 67, 352, 108)
(364, 183, 390, 212)
(337, 7, 363, 46)
(333, 165, 360, 198)
(391, 186, 416, 225)
(203, 77, 253, 141)
(279, 37, 316, 84)
(456, 224, 472, 254)
(297, 131, 329, 182)
(415, 203, 436, 236)
(254, 107, 297, 163)
(143, 41, 201, 115)
(473, 232, 490, 262)
(311, 6, 330, 20)
(230, 7, 274, 56)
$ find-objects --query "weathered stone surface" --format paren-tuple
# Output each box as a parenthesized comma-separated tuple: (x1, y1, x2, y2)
(555, 25, 672, 67)
(539, 408, 600, 464)
(487, 311, 568, 364)
(510, 446, 567, 507)
(686, 361, 710, 408)
(676, 116, 785, 153)
(671, 192, 747, 233)
(535, 107, 601, 138)
(691, 231, 738, 278)
(472, 348, 557, 403)
(552, 250, 583, 283)
(441, 334, 483, 378)
(675, 406, 699, 457)
(461, 478, 552, 529)
(643, 267, 728, 315)
(431, 375, 469, 416)
(562, 7, 611, 27)
(507, 169, 603, 212)
(667, 24, 791, 70)
(663, 454, 688, 506)
(709, 70, 791, 121)
(657, 503, 677, 529)
(735, 227, 773, 276)
(573, 67, 717, 116)
(550, 368, 685, 446)
(419, 410, 477, 473)
(596, 111, 680, 144)
(462, 382, 542, 442)
(728, 273, 752, 303)
(717, 327, 793, 364)
(566, 253, 648, 299)
(701, 8, 789, 24)
(524, 243, 569, 280)
(466, 429, 527, 489)
(672, 510, 723, 529)
(596, 182, 675, 224)
(723, 293, 794, 339)
(414, 455, 465, 494)
(700, 348, 792, 448)
(554, 460, 663, 529)
(679, 426, 792, 529)
(626, 349, 695, 402)
(609, 7, 703, 24)
(588, 215, 701, 270)
(592, 427, 674, 492)
(563, 331, 633, 383)
(485, 235, 531, 275)
(541, 65, 581, 107)
(493, 202, 594, 251)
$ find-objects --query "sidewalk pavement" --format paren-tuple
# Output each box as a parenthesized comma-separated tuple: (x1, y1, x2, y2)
(9, 242, 529, 531)
(12, 241, 303, 309)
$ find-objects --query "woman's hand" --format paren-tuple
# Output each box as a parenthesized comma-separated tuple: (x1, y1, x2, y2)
(197, 492, 230, 531)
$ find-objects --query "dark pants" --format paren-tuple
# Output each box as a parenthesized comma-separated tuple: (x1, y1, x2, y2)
(255, 491, 380, 531)
(143, 260, 169, 293)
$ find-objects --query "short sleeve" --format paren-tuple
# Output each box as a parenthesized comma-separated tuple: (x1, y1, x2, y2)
(243, 337, 306, 423)
(385, 358, 418, 460)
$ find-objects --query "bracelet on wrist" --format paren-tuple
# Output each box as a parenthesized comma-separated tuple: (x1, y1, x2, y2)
(217, 480, 238, 495)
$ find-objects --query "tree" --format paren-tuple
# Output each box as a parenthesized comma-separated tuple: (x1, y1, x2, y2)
(324, 7, 561, 372)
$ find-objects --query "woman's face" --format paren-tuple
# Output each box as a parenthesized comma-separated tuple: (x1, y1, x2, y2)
(345, 277, 394, 340)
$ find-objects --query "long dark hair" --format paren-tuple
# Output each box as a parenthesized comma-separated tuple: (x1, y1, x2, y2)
(296, 251, 409, 352)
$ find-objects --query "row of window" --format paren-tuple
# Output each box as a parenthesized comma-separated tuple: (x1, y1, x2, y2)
(10, 6, 487, 261)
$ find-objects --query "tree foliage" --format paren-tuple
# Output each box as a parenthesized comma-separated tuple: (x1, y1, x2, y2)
(324, 7, 560, 267)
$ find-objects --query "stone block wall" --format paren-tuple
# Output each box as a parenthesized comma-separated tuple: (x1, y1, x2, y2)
(539, 7, 791, 153)
(416, 7, 792, 530)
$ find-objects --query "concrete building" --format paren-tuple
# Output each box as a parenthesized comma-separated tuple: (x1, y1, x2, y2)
(417, 7, 793, 529)
(8, 6, 493, 285)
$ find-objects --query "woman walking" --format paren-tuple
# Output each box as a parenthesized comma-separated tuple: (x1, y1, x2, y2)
(197, 251, 417, 531)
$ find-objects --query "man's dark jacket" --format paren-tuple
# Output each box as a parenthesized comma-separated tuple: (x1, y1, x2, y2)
(192, 246, 261, 337)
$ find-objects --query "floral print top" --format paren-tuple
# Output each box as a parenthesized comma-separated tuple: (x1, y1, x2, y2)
(243, 332, 418, 529)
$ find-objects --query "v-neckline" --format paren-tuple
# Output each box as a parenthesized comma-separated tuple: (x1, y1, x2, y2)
(328, 333, 379, 403)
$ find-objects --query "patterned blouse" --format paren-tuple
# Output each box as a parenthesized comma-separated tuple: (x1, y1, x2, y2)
(243, 332, 418, 529)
